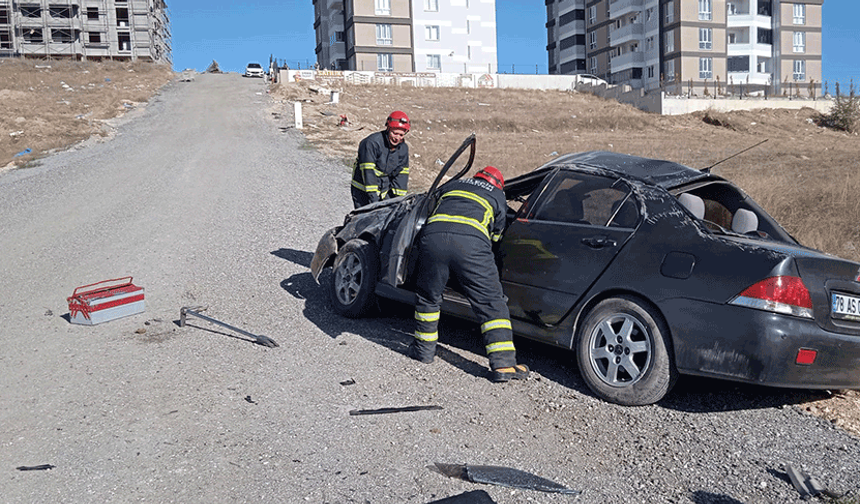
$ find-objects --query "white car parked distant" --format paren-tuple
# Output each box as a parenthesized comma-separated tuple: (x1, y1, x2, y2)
(244, 62, 265, 78)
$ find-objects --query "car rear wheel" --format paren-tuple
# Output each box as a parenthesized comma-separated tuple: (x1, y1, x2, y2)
(328, 239, 379, 318)
(575, 296, 676, 406)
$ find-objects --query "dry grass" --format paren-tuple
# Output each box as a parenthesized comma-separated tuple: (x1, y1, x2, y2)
(274, 80, 860, 263)
(0, 58, 174, 168)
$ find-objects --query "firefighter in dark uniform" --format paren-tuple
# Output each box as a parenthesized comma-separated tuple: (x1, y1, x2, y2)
(409, 166, 529, 382)
(351, 111, 410, 208)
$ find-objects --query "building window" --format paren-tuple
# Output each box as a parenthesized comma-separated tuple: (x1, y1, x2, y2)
(589, 31, 596, 49)
(335, 31, 345, 42)
(665, 59, 675, 81)
(647, 65, 655, 79)
(698, 0, 712, 20)
(377, 53, 393, 72)
(376, 24, 392, 45)
(665, 1, 674, 23)
(590, 56, 598, 74)
(665, 30, 674, 53)
(427, 54, 441, 70)
(793, 3, 806, 24)
(86, 7, 99, 20)
(88, 31, 102, 44)
(793, 31, 805, 52)
(699, 28, 712, 50)
(466, 20, 470, 34)
(699, 57, 713, 79)
(375, 0, 390, 15)
(727, 55, 749, 72)
(645, 36, 654, 51)
(793, 60, 806, 80)
(646, 8, 652, 21)
(425, 25, 439, 41)
(588, 5, 596, 24)
(424, 0, 438, 12)
(23, 28, 43, 42)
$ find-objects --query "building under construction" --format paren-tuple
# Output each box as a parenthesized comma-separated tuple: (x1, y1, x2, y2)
(0, 0, 171, 63)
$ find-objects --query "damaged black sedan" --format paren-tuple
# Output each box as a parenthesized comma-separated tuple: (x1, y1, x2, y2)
(311, 135, 860, 406)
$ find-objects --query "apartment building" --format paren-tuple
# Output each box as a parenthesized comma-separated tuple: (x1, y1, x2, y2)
(546, 0, 822, 95)
(313, 0, 497, 73)
(0, 0, 171, 63)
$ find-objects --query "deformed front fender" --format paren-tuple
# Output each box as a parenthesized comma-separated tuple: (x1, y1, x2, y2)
(311, 227, 340, 283)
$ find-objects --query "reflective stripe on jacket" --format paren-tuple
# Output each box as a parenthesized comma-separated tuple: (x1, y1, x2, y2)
(423, 178, 506, 243)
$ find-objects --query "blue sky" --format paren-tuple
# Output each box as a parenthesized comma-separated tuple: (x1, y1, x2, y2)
(170, 0, 859, 86)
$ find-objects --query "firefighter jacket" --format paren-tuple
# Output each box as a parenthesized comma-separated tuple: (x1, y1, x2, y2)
(422, 177, 506, 244)
(351, 131, 409, 207)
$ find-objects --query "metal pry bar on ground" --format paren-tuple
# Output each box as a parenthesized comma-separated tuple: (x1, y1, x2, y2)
(179, 306, 279, 348)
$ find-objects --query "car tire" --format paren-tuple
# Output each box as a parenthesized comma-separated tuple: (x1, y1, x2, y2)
(328, 239, 379, 318)
(575, 296, 677, 406)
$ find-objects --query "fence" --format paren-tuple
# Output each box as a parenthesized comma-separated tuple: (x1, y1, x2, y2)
(280, 69, 834, 116)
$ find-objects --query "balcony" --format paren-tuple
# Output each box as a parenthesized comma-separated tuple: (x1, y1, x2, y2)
(557, 19, 585, 39)
(609, 0, 643, 19)
(327, 0, 343, 10)
(610, 22, 643, 46)
(727, 71, 771, 86)
(727, 42, 773, 56)
(610, 50, 644, 72)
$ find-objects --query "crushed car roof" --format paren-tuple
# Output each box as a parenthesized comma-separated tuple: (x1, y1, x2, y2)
(551, 151, 709, 188)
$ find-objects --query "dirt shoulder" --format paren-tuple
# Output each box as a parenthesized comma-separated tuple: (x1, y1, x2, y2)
(0, 58, 175, 171)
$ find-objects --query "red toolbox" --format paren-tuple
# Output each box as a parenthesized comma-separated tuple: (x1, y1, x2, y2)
(67, 277, 145, 325)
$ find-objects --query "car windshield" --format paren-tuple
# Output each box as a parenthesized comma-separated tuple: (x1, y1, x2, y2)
(247, 63, 261, 68)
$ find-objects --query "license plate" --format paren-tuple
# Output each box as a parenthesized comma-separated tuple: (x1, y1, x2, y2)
(832, 292, 860, 321)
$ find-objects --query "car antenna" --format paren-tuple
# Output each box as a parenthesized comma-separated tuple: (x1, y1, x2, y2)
(701, 139, 768, 173)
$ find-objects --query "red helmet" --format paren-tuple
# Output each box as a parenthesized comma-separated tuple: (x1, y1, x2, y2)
(475, 166, 504, 190)
(386, 111, 410, 131)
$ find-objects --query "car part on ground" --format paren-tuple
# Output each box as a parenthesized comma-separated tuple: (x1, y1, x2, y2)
(432, 463, 580, 495)
(179, 306, 278, 347)
(348, 405, 443, 416)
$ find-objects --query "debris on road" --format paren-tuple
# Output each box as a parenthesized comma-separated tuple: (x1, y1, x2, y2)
(426, 490, 496, 503)
(432, 463, 580, 495)
(16, 464, 56, 471)
(339, 378, 356, 386)
(179, 306, 279, 348)
(348, 405, 443, 416)
(785, 463, 842, 499)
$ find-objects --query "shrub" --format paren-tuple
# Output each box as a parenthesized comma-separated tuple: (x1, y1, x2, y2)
(820, 81, 860, 133)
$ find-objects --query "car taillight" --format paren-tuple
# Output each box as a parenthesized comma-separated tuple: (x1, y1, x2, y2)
(729, 276, 814, 319)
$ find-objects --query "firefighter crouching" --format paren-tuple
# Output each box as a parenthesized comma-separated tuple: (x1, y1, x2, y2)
(351, 111, 410, 209)
(409, 166, 530, 382)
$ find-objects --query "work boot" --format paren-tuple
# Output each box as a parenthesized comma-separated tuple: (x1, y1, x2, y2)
(408, 340, 435, 364)
(489, 364, 530, 382)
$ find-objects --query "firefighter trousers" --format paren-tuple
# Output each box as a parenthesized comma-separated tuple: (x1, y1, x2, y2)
(412, 230, 516, 370)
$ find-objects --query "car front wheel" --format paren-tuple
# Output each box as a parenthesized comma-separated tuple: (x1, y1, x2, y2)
(328, 239, 379, 318)
(575, 296, 676, 406)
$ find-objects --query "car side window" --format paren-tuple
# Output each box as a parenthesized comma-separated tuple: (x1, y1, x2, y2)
(532, 172, 636, 227)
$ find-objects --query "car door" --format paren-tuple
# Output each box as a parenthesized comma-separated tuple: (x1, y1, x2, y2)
(499, 170, 638, 328)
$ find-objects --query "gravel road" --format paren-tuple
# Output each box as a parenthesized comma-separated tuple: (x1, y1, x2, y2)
(1, 73, 859, 504)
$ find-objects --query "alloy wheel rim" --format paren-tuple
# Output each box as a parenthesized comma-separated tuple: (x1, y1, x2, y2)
(588, 313, 652, 386)
(334, 252, 363, 305)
